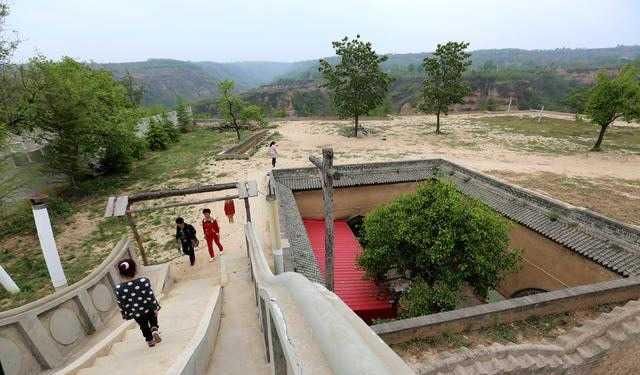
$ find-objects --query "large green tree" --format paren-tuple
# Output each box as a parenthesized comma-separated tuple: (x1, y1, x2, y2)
(585, 65, 640, 151)
(21, 57, 142, 185)
(176, 98, 193, 133)
(420, 42, 472, 134)
(358, 180, 520, 317)
(319, 35, 391, 137)
(216, 80, 245, 140)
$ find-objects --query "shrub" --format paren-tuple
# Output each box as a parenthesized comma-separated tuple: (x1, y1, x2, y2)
(398, 280, 458, 317)
(240, 104, 268, 126)
(359, 180, 520, 317)
(146, 118, 170, 150)
(160, 112, 180, 143)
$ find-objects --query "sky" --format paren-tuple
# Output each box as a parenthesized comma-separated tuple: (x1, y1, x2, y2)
(5, 0, 640, 63)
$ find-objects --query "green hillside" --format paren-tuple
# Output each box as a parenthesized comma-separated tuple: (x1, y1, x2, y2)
(98, 46, 640, 108)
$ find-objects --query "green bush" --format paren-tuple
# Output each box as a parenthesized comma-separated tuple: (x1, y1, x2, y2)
(398, 280, 458, 317)
(240, 104, 268, 126)
(359, 180, 521, 317)
(272, 108, 287, 118)
(160, 112, 180, 142)
(146, 118, 170, 150)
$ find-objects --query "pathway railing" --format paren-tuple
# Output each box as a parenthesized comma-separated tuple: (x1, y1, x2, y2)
(244, 222, 414, 374)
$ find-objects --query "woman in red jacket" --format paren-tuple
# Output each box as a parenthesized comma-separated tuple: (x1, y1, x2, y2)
(224, 199, 235, 223)
(202, 208, 223, 261)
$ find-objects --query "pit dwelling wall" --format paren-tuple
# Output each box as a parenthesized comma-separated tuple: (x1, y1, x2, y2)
(293, 184, 620, 296)
(0, 238, 159, 375)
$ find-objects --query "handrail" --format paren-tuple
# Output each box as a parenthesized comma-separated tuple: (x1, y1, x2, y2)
(245, 222, 414, 375)
(0, 237, 130, 323)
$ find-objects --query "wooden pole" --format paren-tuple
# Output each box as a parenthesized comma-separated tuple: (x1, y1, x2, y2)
(309, 148, 335, 291)
(126, 212, 148, 266)
(127, 194, 239, 214)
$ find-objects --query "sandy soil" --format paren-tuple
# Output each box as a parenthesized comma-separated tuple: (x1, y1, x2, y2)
(266, 114, 640, 180)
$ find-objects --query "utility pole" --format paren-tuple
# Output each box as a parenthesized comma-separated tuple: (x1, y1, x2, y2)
(309, 148, 339, 292)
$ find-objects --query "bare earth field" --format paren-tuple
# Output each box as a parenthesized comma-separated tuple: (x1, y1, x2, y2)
(1, 113, 639, 310)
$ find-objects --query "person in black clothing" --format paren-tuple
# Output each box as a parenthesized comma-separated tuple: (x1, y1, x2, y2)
(175, 217, 198, 266)
(114, 259, 162, 347)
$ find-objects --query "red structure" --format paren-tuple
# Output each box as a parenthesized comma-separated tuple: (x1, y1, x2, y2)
(303, 219, 395, 323)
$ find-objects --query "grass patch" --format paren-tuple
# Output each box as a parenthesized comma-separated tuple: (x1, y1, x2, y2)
(478, 116, 640, 154)
(0, 128, 233, 311)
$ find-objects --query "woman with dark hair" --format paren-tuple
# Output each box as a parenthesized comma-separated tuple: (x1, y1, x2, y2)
(114, 259, 161, 347)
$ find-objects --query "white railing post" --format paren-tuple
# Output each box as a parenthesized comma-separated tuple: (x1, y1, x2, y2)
(0, 264, 20, 294)
(30, 194, 68, 290)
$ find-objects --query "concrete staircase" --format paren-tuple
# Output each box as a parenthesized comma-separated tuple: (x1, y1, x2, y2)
(418, 299, 640, 374)
(76, 277, 220, 375)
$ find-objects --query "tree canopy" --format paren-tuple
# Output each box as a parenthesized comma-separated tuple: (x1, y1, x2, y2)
(420, 42, 472, 134)
(584, 65, 640, 151)
(319, 35, 391, 136)
(358, 180, 520, 317)
(19, 57, 142, 184)
(216, 80, 266, 140)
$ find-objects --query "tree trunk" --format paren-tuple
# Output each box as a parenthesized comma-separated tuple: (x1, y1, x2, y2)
(229, 102, 241, 140)
(354, 114, 359, 137)
(591, 124, 608, 151)
(436, 111, 441, 134)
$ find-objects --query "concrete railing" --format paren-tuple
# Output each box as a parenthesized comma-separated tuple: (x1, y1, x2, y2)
(244, 222, 414, 375)
(167, 286, 223, 375)
(372, 277, 640, 345)
(0, 238, 141, 375)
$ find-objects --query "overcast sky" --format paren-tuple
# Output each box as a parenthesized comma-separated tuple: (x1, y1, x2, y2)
(6, 0, 640, 63)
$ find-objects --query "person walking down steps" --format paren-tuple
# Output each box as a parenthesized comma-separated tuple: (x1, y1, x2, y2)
(202, 208, 223, 261)
(175, 217, 198, 266)
(114, 259, 162, 347)
(268, 141, 278, 168)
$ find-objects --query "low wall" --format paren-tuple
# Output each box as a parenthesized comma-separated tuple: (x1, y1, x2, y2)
(0, 237, 141, 375)
(215, 130, 270, 160)
(245, 222, 414, 374)
(372, 277, 640, 345)
(167, 286, 223, 375)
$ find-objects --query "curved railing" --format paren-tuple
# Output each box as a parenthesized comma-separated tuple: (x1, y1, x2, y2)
(245, 222, 414, 374)
(0, 237, 149, 374)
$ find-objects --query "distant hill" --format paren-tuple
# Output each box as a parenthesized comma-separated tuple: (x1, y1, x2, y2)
(98, 46, 640, 108)
(98, 59, 300, 106)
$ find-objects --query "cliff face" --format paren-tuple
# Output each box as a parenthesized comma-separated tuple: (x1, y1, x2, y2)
(243, 66, 600, 116)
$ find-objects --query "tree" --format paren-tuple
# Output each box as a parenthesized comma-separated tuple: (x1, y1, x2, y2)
(584, 65, 640, 151)
(176, 99, 193, 133)
(146, 117, 170, 150)
(240, 104, 267, 127)
(20, 57, 141, 185)
(160, 111, 180, 142)
(121, 71, 144, 106)
(319, 35, 391, 137)
(0, 1, 18, 147)
(216, 80, 244, 140)
(358, 180, 520, 317)
(420, 42, 472, 134)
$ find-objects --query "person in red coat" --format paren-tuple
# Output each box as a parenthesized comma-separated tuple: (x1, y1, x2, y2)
(202, 208, 223, 261)
(224, 199, 235, 223)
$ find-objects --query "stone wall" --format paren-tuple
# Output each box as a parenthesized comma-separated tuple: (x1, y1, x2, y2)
(410, 296, 640, 375)
(372, 277, 640, 346)
(0, 238, 141, 375)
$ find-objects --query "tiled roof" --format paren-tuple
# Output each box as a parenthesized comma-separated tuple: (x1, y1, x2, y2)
(304, 219, 395, 322)
(273, 159, 640, 278)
